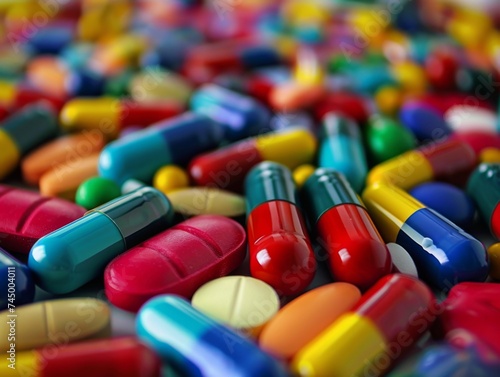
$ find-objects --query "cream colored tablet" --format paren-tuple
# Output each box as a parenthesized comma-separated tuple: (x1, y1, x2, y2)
(192, 276, 280, 336)
(0, 298, 111, 352)
(168, 187, 246, 217)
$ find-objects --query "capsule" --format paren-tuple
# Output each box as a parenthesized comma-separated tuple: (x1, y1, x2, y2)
(99, 112, 223, 184)
(0, 81, 66, 112)
(105, 215, 246, 312)
(136, 295, 288, 377)
(0, 248, 35, 309)
(292, 274, 436, 377)
(2, 337, 162, 377)
(60, 97, 183, 137)
(362, 184, 489, 289)
(445, 105, 498, 134)
(190, 84, 271, 141)
(0, 103, 58, 180)
(28, 187, 174, 293)
(189, 128, 316, 192)
(318, 113, 368, 192)
(467, 163, 500, 239)
(0, 185, 86, 253)
(399, 102, 452, 141)
(366, 139, 476, 190)
(302, 169, 392, 290)
(245, 162, 316, 295)
(314, 92, 371, 125)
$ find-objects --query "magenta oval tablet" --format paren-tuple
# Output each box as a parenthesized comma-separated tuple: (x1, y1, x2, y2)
(104, 215, 247, 312)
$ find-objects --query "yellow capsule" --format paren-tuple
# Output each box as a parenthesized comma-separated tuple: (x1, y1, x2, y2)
(479, 148, 500, 164)
(0, 129, 21, 179)
(2, 350, 39, 377)
(447, 8, 492, 48)
(129, 69, 193, 104)
(292, 313, 387, 377)
(374, 85, 403, 115)
(391, 62, 427, 95)
(283, 0, 330, 27)
(294, 49, 324, 85)
(167, 187, 246, 217)
(153, 165, 190, 194)
(487, 243, 500, 280)
(79, 0, 132, 41)
(0, 81, 16, 105)
(257, 128, 317, 170)
(0, 298, 111, 352)
(293, 164, 316, 188)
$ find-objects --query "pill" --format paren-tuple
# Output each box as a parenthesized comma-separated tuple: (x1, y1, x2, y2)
(190, 84, 270, 141)
(367, 139, 476, 190)
(75, 177, 122, 210)
(314, 92, 371, 124)
(318, 113, 368, 192)
(245, 162, 316, 295)
(293, 164, 315, 188)
(189, 127, 316, 192)
(487, 243, 500, 280)
(2, 337, 162, 377)
(479, 148, 500, 163)
(386, 243, 418, 278)
(0, 81, 66, 112)
(21, 132, 106, 185)
(98, 112, 223, 184)
(409, 182, 476, 228)
(167, 187, 246, 217)
(0, 247, 34, 310)
(374, 85, 403, 115)
(136, 295, 288, 377)
(467, 163, 500, 239)
(452, 131, 500, 156)
(105, 214, 246, 311)
(39, 153, 100, 200)
(302, 169, 392, 289)
(153, 165, 189, 194)
(438, 282, 500, 358)
(270, 81, 326, 112)
(0, 298, 111, 352)
(129, 69, 193, 104)
(365, 115, 417, 164)
(27, 25, 74, 55)
(0, 185, 85, 253)
(192, 276, 279, 336)
(445, 105, 498, 134)
(60, 97, 183, 137)
(29, 186, 174, 293)
(259, 283, 361, 361)
(362, 184, 488, 289)
(399, 102, 452, 141)
(0, 103, 58, 180)
(292, 274, 436, 377)
(424, 48, 459, 91)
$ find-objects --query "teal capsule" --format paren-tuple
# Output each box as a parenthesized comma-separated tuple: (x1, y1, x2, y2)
(28, 187, 174, 294)
(318, 112, 368, 192)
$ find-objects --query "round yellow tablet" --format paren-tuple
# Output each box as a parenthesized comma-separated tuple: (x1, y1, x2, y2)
(192, 276, 280, 337)
(153, 165, 189, 194)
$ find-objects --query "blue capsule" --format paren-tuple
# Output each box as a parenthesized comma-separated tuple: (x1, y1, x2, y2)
(27, 25, 74, 55)
(136, 295, 288, 377)
(28, 187, 174, 294)
(0, 248, 35, 309)
(99, 112, 223, 184)
(400, 103, 452, 141)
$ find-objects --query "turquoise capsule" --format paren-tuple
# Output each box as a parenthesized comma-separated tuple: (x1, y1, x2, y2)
(28, 187, 174, 294)
(136, 295, 288, 377)
(318, 112, 368, 192)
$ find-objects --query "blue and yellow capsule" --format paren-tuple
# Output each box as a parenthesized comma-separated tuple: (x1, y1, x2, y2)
(362, 184, 489, 290)
(98, 112, 223, 184)
(318, 112, 368, 192)
(28, 187, 174, 294)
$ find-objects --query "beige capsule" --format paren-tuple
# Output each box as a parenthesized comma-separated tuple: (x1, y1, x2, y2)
(0, 298, 111, 352)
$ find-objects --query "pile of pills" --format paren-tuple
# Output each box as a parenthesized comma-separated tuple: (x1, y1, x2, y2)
(0, 0, 499, 376)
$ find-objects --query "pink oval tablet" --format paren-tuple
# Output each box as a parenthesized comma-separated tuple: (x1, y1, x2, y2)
(104, 215, 247, 312)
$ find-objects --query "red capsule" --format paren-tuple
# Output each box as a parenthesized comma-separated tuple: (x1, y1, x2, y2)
(425, 48, 459, 91)
(452, 131, 500, 156)
(314, 92, 371, 124)
(414, 93, 495, 115)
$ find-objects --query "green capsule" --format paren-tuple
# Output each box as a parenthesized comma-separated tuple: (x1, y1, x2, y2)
(364, 115, 417, 164)
(76, 176, 122, 209)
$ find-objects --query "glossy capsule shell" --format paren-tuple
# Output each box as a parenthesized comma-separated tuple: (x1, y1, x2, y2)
(105, 215, 246, 312)
(189, 128, 316, 192)
(60, 97, 183, 137)
(190, 84, 270, 141)
(366, 139, 476, 190)
(28, 187, 174, 294)
(0, 103, 58, 179)
(99, 112, 223, 184)
(136, 295, 287, 377)
(302, 169, 392, 290)
(0, 185, 85, 253)
(292, 274, 435, 377)
(2, 337, 162, 377)
(167, 188, 246, 217)
(467, 163, 500, 239)
(362, 184, 489, 289)
(318, 113, 368, 192)
(0, 248, 35, 309)
(245, 162, 316, 295)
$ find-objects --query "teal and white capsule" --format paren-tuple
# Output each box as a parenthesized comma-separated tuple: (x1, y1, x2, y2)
(318, 112, 368, 192)
(28, 187, 174, 294)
